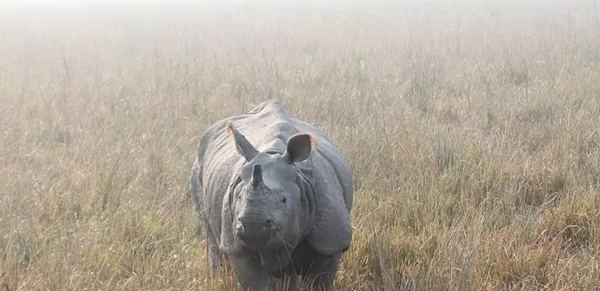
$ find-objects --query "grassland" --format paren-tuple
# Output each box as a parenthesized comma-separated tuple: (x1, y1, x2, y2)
(1, 1, 600, 290)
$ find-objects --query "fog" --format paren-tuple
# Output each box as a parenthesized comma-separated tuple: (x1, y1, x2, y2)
(0, 0, 597, 103)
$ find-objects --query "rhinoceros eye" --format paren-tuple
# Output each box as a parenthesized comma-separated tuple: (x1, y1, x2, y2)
(281, 196, 287, 204)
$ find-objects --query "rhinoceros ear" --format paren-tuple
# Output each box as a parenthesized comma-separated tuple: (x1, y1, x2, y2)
(283, 133, 316, 163)
(226, 121, 258, 162)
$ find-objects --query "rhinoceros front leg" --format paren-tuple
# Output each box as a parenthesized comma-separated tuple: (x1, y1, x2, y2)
(228, 253, 276, 291)
(302, 254, 341, 291)
(203, 219, 222, 273)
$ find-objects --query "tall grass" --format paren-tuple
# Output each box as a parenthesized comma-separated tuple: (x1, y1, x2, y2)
(1, 1, 599, 290)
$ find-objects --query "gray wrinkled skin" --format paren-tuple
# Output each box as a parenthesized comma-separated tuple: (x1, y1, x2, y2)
(190, 100, 354, 291)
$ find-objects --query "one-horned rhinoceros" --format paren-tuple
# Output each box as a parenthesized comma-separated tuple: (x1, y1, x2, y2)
(189, 100, 354, 291)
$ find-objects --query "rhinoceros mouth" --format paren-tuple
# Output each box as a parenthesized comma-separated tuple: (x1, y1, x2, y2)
(240, 234, 268, 243)
(237, 233, 275, 249)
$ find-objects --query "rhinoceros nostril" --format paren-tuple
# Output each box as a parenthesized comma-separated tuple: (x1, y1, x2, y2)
(237, 217, 250, 226)
(263, 219, 274, 230)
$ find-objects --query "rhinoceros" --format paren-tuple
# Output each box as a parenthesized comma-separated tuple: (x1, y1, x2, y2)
(189, 100, 354, 290)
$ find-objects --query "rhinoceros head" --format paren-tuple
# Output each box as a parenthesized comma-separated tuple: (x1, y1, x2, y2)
(222, 122, 315, 251)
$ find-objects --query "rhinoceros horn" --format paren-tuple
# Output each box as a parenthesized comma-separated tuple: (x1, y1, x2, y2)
(251, 164, 263, 189)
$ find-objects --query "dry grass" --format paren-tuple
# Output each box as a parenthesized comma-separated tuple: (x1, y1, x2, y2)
(1, 0, 600, 290)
